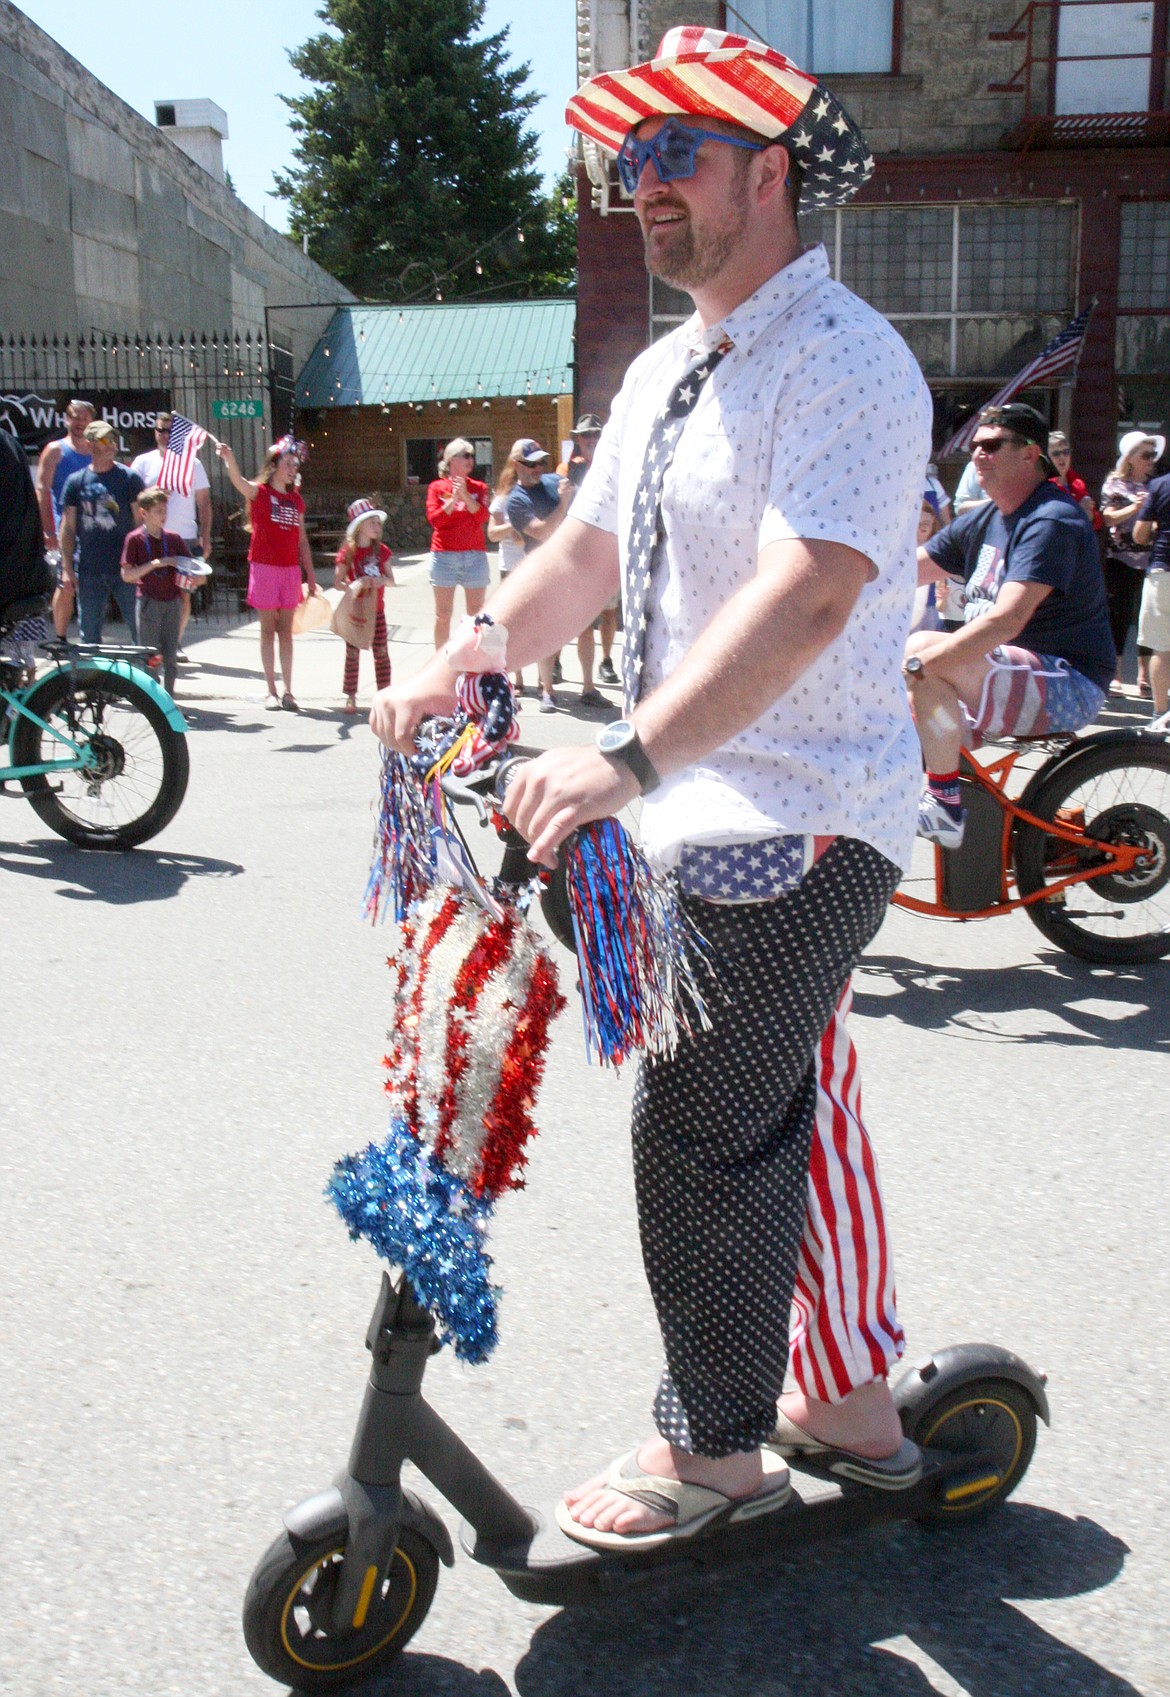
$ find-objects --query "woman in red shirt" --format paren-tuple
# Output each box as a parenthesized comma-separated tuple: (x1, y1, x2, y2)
(218, 436, 320, 711)
(425, 438, 489, 649)
(1048, 431, 1100, 528)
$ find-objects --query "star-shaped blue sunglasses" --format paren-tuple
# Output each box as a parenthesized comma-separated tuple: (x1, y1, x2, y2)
(615, 117, 768, 194)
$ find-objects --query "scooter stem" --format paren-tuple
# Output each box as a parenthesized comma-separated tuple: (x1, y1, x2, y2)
(332, 1273, 535, 1628)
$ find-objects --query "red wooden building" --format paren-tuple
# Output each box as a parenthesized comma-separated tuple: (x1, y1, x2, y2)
(574, 0, 1170, 494)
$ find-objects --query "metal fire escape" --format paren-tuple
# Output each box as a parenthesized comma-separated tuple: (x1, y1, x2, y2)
(991, 0, 1170, 148)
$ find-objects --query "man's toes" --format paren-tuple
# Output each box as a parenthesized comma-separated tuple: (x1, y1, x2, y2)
(607, 1491, 670, 1535)
(573, 1489, 622, 1533)
(562, 1469, 609, 1509)
(566, 1487, 670, 1536)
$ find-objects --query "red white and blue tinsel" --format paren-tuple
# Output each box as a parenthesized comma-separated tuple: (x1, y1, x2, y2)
(362, 749, 437, 924)
(334, 611, 709, 1361)
(337, 616, 565, 1362)
(564, 817, 713, 1068)
(329, 888, 565, 1362)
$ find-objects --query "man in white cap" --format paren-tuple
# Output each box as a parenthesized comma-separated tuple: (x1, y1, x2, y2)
(373, 27, 929, 1547)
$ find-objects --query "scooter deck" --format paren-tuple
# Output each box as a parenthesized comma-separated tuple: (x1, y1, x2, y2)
(460, 1449, 995, 1606)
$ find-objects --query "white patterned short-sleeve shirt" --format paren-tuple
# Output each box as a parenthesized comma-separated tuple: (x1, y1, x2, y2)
(571, 244, 932, 872)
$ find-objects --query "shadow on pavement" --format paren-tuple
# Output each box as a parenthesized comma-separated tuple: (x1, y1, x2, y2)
(174, 658, 261, 683)
(338, 1655, 511, 1697)
(855, 954, 1168, 1050)
(173, 703, 267, 735)
(507, 1504, 1133, 1697)
(0, 837, 244, 902)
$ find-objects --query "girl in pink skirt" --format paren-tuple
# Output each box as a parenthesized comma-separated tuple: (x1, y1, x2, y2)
(217, 436, 319, 710)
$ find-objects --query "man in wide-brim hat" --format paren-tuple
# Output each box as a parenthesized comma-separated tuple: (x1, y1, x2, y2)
(373, 27, 932, 1547)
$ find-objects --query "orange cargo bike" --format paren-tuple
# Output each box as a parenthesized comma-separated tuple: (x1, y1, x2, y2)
(892, 726, 1170, 963)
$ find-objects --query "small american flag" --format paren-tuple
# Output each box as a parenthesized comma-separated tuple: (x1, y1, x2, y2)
(940, 303, 1096, 460)
(157, 413, 209, 496)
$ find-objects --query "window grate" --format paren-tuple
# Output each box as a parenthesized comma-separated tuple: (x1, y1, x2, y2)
(1118, 202, 1170, 312)
(793, 202, 1078, 378)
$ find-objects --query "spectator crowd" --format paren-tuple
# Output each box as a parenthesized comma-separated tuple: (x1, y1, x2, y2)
(3, 396, 1169, 729)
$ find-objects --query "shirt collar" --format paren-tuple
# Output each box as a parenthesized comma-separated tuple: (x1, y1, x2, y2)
(682, 244, 832, 358)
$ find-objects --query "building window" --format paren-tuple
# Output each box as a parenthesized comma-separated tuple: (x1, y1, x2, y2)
(727, 0, 895, 74)
(1054, 1, 1160, 115)
(1117, 202, 1170, 396)
(405, 438, 443, 486)
(957, 206, 1076, 314)
(840, 207, 952, 314)
(801, 202, 1078, 379)
(650, 277, 693, 343)
(1118, 202, 1170, 311)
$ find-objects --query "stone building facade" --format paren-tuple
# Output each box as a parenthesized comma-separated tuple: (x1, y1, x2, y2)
(0, 2, 351, 372)
(574, 0, 1170, 496)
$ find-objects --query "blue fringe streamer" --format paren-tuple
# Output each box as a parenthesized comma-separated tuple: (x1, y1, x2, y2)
(564, 818, 712, 1068)
(363, 749, 437, 923)
(326, 1119, 499, 1363)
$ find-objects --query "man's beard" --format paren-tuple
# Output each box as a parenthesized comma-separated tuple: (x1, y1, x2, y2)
(640, 180, 751, 292)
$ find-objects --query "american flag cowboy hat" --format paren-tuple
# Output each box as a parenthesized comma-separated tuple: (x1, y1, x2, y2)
(566, 26, 874, 212)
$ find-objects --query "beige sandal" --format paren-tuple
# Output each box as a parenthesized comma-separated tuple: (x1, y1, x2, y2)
(765, 1410, 923, 1491)
(555, 1447, 791, 1552)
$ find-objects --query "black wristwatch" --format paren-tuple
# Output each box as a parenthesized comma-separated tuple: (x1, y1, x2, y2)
(596, 718, 660, 794)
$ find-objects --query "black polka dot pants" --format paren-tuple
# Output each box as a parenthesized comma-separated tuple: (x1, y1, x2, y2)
(632, 837, 901, 1458)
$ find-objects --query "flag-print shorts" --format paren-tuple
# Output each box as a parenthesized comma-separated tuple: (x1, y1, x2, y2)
(965, 645, 1106, 741)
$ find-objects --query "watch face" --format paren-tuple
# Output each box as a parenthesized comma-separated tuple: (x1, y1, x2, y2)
(597, 719, 633, 755)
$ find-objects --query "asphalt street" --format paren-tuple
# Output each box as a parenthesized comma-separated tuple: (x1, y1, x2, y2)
(3, 556, 1168, 1697)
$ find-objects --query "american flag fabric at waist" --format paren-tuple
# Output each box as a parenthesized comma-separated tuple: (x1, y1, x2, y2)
(676, 834, 809, 903)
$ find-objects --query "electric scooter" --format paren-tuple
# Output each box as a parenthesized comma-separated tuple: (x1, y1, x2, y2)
(242, 772, 1051, 1693)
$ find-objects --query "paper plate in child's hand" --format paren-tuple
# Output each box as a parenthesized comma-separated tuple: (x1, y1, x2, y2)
(178, 559, 213, 578)
(292, 590, 333, 634)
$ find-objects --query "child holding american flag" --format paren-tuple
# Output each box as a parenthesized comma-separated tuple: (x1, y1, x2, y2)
(217, 435, 321, 711)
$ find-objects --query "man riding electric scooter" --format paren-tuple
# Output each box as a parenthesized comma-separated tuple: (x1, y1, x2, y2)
(241, 35, 1051, 1689)
(374, 25, 930, 1549)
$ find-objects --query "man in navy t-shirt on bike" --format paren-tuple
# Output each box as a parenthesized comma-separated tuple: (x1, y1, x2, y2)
(908, 402, 1115, 848)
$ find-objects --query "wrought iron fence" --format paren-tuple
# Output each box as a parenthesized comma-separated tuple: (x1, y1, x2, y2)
(0, 329, 286, 617)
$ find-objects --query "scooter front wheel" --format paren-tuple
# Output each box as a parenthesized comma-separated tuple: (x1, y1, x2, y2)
(242, 1524, 439, 1693)
(907, 1377, 1038, 1526)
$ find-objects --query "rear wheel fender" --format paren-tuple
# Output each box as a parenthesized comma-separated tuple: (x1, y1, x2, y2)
(893, 1344, 1050, 1431)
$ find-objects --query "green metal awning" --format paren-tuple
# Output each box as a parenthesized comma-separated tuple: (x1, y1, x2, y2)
(296, 299, 575, 408)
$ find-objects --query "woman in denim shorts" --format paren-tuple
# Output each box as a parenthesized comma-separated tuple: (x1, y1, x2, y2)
(425, 438, 490, 649)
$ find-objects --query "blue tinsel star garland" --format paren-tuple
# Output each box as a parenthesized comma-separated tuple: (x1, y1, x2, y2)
(326, 1119, 500, 1363)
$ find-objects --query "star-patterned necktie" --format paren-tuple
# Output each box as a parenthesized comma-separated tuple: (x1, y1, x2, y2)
(622, 339, 731, 712)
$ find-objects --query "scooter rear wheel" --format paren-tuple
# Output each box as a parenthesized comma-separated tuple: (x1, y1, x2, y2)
(907, 1377, 1038, 1526)
(242, 1524, 439, 1693)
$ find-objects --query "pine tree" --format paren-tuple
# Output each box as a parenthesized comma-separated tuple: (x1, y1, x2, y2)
(275, 0, 572, 299)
